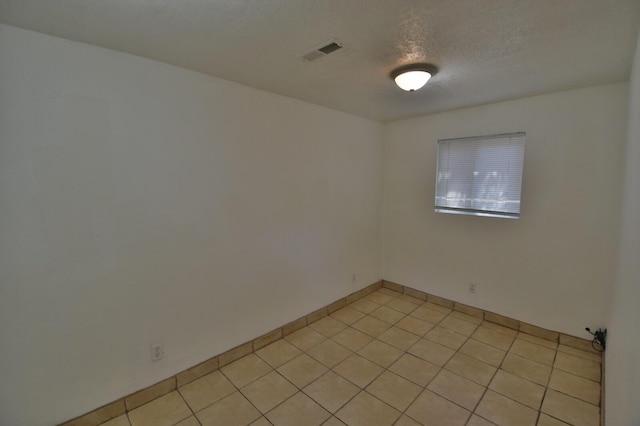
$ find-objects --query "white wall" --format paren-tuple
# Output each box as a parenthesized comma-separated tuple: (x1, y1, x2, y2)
(0, 24, 383, 425)
(1, 21, 634, 426)
(606, 33, 640, 426)
(382, 83, 628, 337)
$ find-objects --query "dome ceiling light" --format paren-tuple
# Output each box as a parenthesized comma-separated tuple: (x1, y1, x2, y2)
(390, 63, 438, 92)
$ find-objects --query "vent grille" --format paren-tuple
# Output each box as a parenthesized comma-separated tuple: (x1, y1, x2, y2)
(318, 42, 342, 55)
(301, 39, 343, 62)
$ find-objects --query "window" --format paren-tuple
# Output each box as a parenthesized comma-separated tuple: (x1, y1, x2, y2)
(435, 132, 525, 219)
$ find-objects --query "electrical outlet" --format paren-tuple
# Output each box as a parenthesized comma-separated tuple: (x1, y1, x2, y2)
(151, 343, 164, 362)
(469, 283, 477, 293)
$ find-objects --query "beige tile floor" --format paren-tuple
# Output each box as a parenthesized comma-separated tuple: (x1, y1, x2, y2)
(101, 288, 602, 426)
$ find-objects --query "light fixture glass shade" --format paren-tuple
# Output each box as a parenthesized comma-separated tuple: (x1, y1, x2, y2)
(394, 70, 432, 91)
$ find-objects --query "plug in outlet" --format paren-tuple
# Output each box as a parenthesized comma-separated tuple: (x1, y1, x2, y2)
(151, 343, 164, 362)
(469, 283, 478, 293)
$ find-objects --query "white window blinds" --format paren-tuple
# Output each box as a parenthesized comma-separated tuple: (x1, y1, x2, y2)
(435, 132, 525, 219)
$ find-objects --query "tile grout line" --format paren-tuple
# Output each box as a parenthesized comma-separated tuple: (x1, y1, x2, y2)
(78, 284, 382, 426)
(331, 292, 428, 424)
(285, 315, 392, 423)
(395, 306, 479, 425)
(471, 326, 522, 425)
(190, 292, 597, 425)
(362, 289, 600, 425)
(174, 385, 202, 425)
(535, 344, 558, 426)
(259, 369, 319, 422)
(226, 360, 279, 423)
(422, 309, 485, 424)
(400, 297, 464, 423)
(74, 280, 600, 425)
(289, 293, 599, 426)
(255, 313, 399, 424)
(194, 367, 246, 419)
(297, 368, 354, 416)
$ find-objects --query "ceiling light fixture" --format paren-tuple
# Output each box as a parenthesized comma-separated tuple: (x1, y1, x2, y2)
(390, 63, 438, 92)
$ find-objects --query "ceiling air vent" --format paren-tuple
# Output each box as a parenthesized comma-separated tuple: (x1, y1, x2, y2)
(300, 39, 343, 62)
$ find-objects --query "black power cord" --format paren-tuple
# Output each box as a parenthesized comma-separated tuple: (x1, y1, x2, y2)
(585, 327, 607, 352)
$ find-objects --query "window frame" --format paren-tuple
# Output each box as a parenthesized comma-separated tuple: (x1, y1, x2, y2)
(434, 131, 526, 220)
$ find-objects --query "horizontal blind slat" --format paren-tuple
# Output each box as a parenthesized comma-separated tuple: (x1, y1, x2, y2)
(435, 132, 525, 218)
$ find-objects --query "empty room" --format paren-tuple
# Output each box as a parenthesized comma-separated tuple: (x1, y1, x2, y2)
(1, 1, 639, 425)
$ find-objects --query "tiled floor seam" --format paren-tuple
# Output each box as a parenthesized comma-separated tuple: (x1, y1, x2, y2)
(430, 367, 488, 414)
(536, 386, 548, 426)
(198, 313, 598, 425)
(382, 280, 593, 351)
(257, 376, 313, 420)
(391, 299, 477, 421)
(241, 369, 300, 421)
(66, 282, 382, 425)
(395, 379, 430, 425)
(245, 370, 298, 415)
(374, 297, 598, 424)
(544, 378, 602, 405)
(469, 337, 506, 423)
(483, 331, 536, 426)
(73, 281, 602, 426)
(398, 337, 457, 423)
(298, 369, 351, 414)
(181, 353, 276, 423)
(553, 364, 602, 383)
(175, 385, 201, 425)
(174, 387, 201, 425)
(359, 390, 402, 422)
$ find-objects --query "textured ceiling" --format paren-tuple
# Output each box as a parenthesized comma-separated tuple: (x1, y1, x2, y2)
(0, 0, 638, 121)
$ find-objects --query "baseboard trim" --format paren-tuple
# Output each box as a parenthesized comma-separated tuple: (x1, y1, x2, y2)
(60, 280, 383, 426)
(381, 280, 598, 351)
(61, 278, 601, 425)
